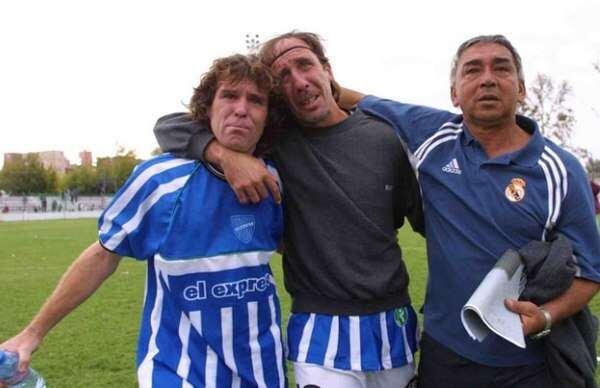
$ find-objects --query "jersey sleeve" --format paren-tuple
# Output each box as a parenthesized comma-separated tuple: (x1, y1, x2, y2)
(154, 112, 214, 161)
(556, 158, 600, 283)
(358, 95, 457, 154)
(98, 155, 196, 260)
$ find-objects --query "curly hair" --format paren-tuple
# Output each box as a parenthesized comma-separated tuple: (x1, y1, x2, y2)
(189, 54, 283, 155)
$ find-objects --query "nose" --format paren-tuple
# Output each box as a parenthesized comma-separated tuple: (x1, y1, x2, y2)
(290, 69, 309, 91)
(480, 67, 497, 87)
(233, 99, 248, 117)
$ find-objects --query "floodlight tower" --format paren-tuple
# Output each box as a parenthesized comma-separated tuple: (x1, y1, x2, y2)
(245, 33, 260, 53)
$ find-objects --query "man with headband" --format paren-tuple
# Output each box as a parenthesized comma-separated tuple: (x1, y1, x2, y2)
(155, 31, 423, 387)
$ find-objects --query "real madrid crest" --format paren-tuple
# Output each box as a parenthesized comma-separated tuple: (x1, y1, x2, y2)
(505, 178, 526, 202)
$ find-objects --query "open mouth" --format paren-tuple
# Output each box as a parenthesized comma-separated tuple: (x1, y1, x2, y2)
(478, 94, 500, 102)
(297, 93, 319, 107)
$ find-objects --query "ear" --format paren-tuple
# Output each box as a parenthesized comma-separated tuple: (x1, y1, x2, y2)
(323, 62, 334, 81)
(516, 79, 526, 104)
(450, 84, 460, 107)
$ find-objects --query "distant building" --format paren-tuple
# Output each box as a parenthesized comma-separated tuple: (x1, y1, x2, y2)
(3, 151, 71, 173)
(37, 151, 70, 173)
(3, 153, 23, 165)
(79, 150, 92, 167)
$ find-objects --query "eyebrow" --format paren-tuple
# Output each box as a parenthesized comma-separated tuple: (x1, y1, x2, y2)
(218, 87, 238, 94)
(462, 56, 513, 68)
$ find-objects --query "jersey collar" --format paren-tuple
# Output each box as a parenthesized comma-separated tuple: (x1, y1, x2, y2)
(460, 115, 545, 167)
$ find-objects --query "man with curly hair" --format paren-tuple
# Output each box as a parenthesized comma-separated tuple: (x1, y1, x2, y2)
(1, 54, 287, 388)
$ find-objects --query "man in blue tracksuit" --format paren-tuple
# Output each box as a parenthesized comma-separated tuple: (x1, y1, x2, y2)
(349, 34, 600, 387)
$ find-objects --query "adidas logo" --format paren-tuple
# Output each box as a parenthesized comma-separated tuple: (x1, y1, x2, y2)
(442, 158, 462, 175)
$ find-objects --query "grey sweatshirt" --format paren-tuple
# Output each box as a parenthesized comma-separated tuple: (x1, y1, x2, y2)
(154, 110, 423, 315)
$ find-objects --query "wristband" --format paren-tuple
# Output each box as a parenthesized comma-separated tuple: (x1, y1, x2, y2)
(530, 306, 552, 340)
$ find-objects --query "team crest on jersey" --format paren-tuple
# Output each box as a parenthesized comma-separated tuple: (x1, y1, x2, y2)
(394, 307, 409, 327)
(231, 215, 255, 243)
(505, 178, 526, 202)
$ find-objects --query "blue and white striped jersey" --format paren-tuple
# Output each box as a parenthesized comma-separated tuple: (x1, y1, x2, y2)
(359, 96, 600, 367)
(98, 154, 285, 388)
(287, 306, 418, 371)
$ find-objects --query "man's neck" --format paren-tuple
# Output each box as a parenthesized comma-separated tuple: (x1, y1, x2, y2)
(466, 119, 532, 159)
(299, 107, 349, 130)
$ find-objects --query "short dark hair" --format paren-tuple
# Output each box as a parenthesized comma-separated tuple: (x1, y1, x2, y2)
(259, 31, 340, 101)
(450, 34, 524, 85)
(188, 54, 281, 155)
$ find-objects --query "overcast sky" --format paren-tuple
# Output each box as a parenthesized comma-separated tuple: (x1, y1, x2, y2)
(1, 0, 599, 168)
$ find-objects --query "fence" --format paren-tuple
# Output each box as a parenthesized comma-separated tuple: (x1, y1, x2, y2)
(0, 195, 113, 222)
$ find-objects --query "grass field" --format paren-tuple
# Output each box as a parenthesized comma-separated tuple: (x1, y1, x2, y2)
(0, 219, 599, 386)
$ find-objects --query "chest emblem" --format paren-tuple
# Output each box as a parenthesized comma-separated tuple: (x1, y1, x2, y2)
(231, 215, 255, 243)
(505, 178, 526, 202)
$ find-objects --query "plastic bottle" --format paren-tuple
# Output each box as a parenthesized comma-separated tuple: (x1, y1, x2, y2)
(0, 350, 46, 388)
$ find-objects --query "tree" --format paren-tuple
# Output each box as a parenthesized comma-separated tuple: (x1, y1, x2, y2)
(519, 73, 590, 161)
(0, 154, 58, 194)
(62, 165, 98, 194)
(587, 159, 600, 180)
(96, 148, 139, 194)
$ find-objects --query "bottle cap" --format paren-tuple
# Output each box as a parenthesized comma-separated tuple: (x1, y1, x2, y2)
(0, 350, 16, 363)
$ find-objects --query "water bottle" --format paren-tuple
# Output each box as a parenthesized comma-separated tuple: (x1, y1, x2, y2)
(0, 350, 46, 388)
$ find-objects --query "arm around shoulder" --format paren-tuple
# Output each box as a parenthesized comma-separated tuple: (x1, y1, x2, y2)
(154, 112, 214, 160)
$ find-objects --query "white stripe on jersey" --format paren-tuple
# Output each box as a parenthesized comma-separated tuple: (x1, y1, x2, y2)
(99, 158, 194, 235)
(416, 135, 460, 169)
(538, 146, 568, 240)
(379, 312, 392, 369)
(154, 251, 273, 275)
(176, 312, 192, 387)
(414, 126, 462, 161)
(538, 160, 554, 239)
(137, 268, 166, 388)
(268, 295, 286, 388)
(248, 302, 267, 388)
(541, 153, 561, 226)
(401, 325, 414, 364)
(349, 316, 362, 370)
(323, 316, 339, 369)
(103, 176, 189, 250)
(221, 307, 241, 388)
(545, 146, 568, 199)
(189, 311, 219, 388)
(296, 313, 316, 363)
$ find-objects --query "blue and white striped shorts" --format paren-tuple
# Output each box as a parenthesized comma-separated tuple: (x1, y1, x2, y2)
(287, 305, 418, 371)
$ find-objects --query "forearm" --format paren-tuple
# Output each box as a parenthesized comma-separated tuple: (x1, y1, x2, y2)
(24, 242, 121, 340)
(338, 87, 366, 110)
(204, 139, 228, 166)
(543, 278, 600, 324)
(153, 112, 213, 160)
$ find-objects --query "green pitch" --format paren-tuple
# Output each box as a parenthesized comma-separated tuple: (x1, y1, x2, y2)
(0, 219, 598, 386)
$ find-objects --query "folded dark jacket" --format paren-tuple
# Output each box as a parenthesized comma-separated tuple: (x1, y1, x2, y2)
(518, 233, 598, 388)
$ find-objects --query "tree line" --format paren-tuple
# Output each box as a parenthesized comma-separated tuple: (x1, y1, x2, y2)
(2, 61, 600, 195)
(0, 149, 140, 195)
